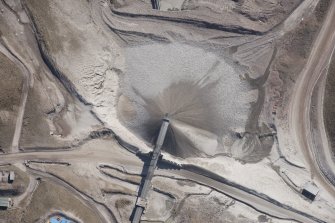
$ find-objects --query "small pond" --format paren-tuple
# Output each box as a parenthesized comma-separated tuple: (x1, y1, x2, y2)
(49, 215, 74, 223)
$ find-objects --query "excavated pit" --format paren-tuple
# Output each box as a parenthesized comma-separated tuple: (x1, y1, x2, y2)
(118, 43, 261, 158)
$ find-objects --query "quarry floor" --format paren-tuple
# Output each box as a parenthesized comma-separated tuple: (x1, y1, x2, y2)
(1, 0, 335, 223)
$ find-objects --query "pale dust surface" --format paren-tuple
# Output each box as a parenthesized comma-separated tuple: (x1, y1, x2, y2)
(120, 43, 255, 158)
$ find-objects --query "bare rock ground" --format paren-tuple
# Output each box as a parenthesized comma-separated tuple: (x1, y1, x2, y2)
(324, 45, 335, 157)
(0, 52, 23, 152)
(119, 43, 258, 158)
(21, 181, 102, 223)
(0, 0, 102, 151)
(266, 0, 331, 164)
(21, 143, 300, 223)
(21, 0, 304, 163)
(1, 0, 335, 222)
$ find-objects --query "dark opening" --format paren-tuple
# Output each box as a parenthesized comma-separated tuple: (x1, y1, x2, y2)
(302, 189, 316, 201)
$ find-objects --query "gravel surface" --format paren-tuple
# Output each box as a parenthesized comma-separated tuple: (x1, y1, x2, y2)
(120, 43, 256, 158)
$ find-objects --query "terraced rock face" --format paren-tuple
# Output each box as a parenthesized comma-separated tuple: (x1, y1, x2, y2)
(21, 0, 279, 162)
(118, 43, 262, 158)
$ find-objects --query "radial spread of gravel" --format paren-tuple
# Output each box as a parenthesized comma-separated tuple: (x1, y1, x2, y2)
(119, 43, 256, 158)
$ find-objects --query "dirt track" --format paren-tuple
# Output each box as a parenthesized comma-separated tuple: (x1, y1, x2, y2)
(0, 43, 31, 153)
(26, 167, 116, 223)
(289, 0, 335, 195)
(1, 0, 335, 222)
(0, 140, 324, 223)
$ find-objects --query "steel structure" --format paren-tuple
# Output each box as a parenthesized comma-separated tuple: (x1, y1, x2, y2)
(132, 117, 169, 223)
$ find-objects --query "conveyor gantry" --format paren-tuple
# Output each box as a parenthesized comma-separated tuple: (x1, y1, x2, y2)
(132, 117, 169, 223)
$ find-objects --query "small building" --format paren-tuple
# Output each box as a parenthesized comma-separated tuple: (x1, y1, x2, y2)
(0, 197, 12, 209)
(302, 182, 319, 201)
(8, 171, 15, 183)
(0, 171, 14, 183)
(0, 171, 9, 183)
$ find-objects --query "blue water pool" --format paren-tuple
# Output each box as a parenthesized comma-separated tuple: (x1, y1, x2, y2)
(49, 215, 73, 223)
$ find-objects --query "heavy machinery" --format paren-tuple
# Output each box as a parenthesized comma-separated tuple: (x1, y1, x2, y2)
(151, 0, 160, 10)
